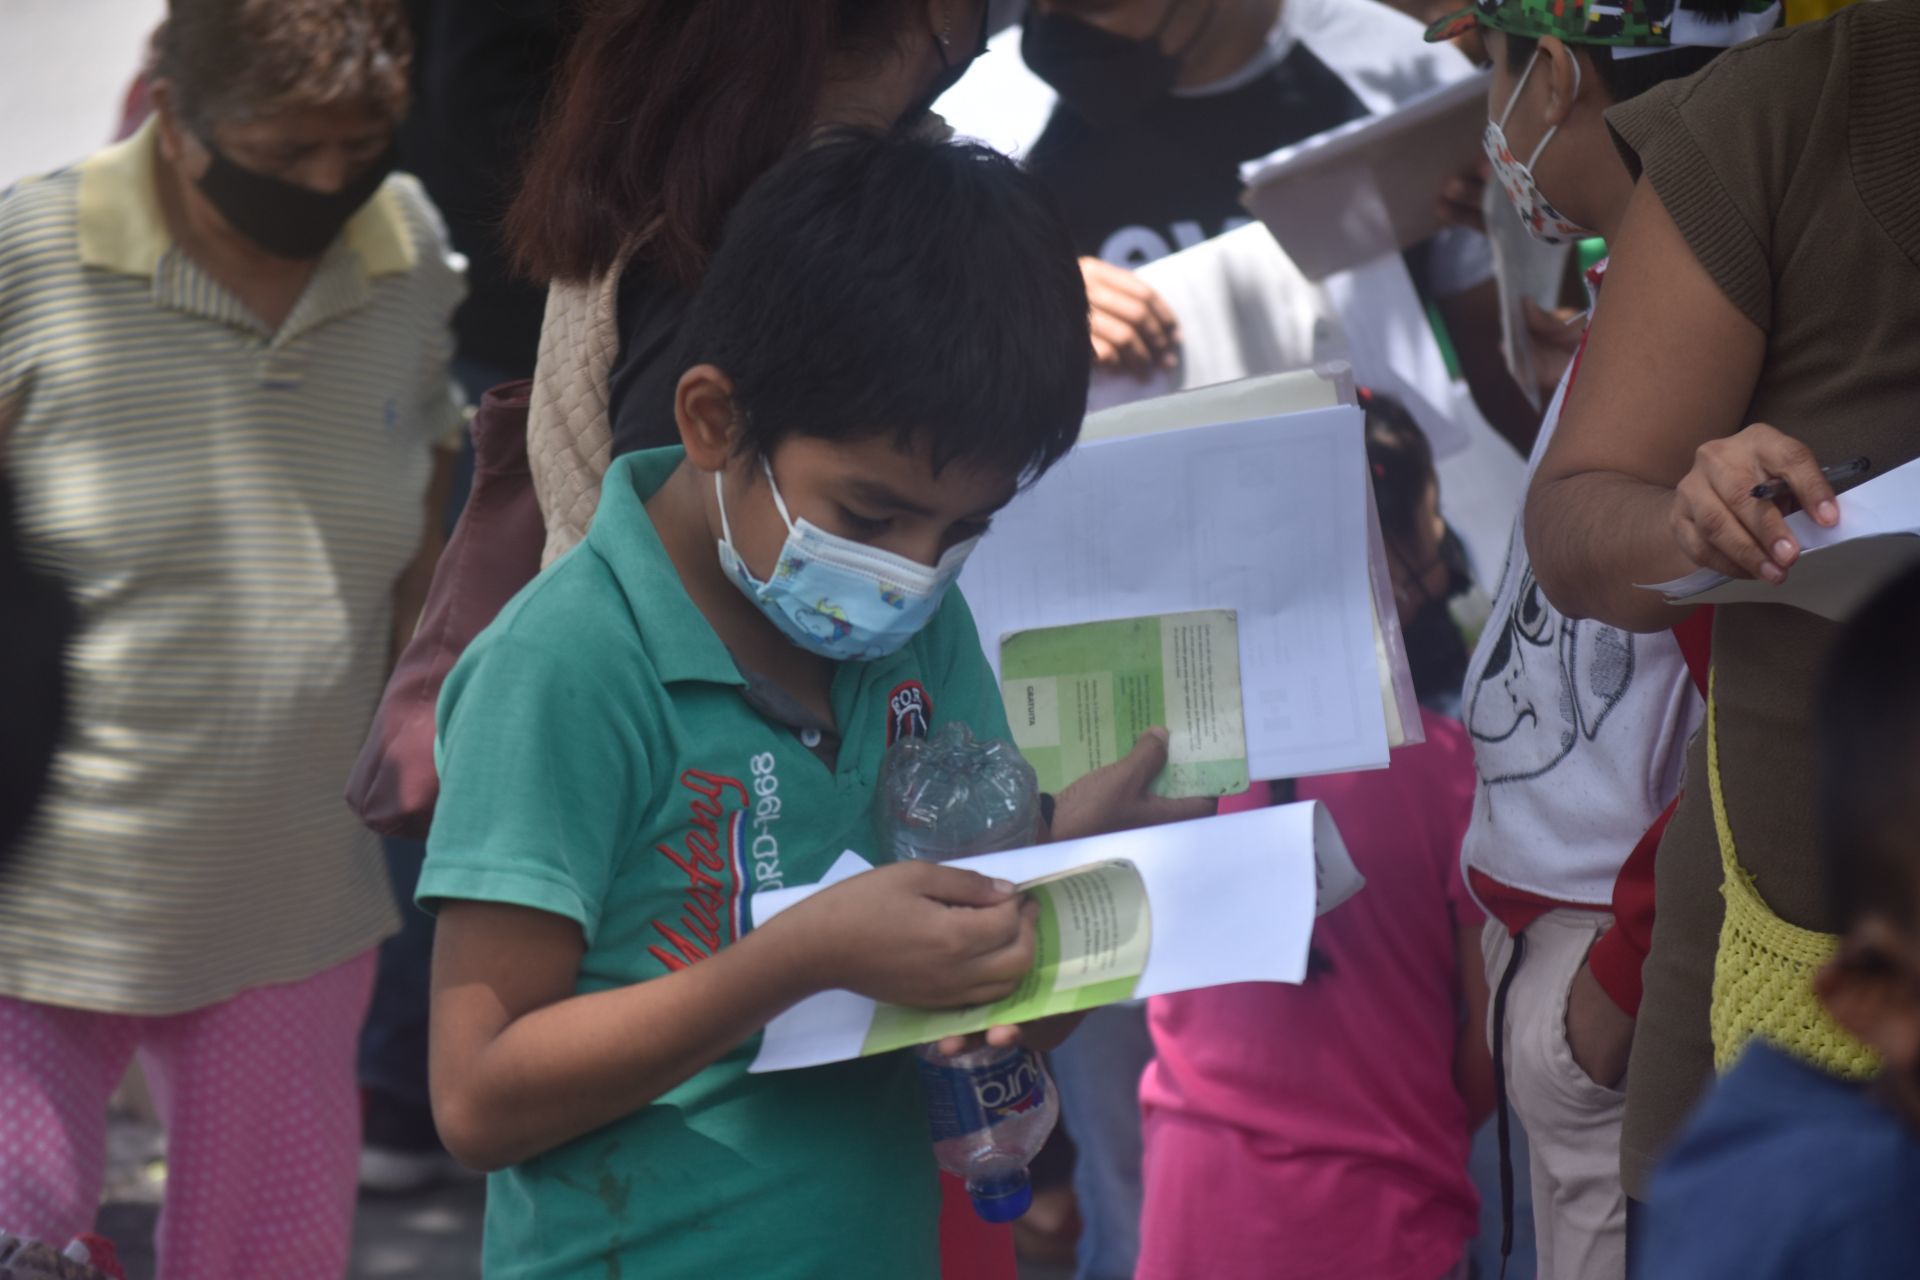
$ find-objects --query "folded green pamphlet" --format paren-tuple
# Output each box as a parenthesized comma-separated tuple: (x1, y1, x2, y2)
(862, 859, 1151, 1055)
(1000, 610, 1250, 799)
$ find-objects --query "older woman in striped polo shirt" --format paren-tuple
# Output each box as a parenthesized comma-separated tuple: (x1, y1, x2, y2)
(0, 0, 462, 1271)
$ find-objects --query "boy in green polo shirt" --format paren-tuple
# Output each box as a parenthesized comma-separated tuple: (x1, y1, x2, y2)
(418, 133, 1210, 1278)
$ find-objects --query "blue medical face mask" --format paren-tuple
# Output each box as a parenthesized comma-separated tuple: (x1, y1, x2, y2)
(715, 459, 980, 662)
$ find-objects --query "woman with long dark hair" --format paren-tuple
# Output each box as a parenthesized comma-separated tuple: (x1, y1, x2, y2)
(507, 0, 997, 565)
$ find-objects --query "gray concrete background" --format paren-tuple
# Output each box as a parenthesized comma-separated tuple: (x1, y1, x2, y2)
(0, 0, 165, 189)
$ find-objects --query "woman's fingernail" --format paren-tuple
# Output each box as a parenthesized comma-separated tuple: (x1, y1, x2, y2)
(1817, 501, 1839, 525)
(1773, 539, 1795, 563)
(1761, 563, 1786, 583)
(990, 879, 1015, 895)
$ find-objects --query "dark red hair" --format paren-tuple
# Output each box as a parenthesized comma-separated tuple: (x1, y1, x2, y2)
(506, 0, 917, 288)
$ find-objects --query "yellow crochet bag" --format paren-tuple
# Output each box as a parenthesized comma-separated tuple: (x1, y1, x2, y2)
(1706, 674, 1878, 1077)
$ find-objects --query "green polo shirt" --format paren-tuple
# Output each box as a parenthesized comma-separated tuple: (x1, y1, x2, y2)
(420, 447, 1014, 1280)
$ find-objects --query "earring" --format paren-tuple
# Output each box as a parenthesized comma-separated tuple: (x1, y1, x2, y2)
(941, 3, 953, 45)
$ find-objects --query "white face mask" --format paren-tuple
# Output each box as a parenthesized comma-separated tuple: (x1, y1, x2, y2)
(715, 459, 979, 662)
(1482, 48, 1596, 245)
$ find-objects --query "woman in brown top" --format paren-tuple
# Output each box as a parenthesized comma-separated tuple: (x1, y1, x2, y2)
(1521, 0, 1920, 1197)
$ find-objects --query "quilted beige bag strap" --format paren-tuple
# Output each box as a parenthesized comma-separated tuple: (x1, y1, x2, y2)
(528, 258, 623, 567)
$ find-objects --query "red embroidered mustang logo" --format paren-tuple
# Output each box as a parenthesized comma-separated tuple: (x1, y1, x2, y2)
(646, 769, 748, 972)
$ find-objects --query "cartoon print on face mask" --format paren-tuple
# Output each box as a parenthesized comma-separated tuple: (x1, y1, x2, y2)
(1467, 565, 1634, 785)
(796, 601, 854, 646)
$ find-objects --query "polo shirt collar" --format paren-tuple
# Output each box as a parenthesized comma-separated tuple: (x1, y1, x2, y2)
(76, 120, 416, 281)
(588, 449, 748, 688)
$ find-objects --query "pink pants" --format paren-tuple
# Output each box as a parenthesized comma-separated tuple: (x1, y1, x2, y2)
(0, 951, 375, 1279)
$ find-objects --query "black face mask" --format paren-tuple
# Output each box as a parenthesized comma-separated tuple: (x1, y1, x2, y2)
(1021, 1, 1215, 130)
(911, 0, 995, 121)
(195, 139, 396, 261)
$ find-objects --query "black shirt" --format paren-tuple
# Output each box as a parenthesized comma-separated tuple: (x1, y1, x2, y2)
(606, 261, 696, 458)
(399, 0, 570, 379)
(1024, 42, 1368, 266)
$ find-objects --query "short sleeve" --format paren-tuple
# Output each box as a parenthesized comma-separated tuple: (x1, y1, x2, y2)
(925, 587, 1015, 746)
(390, 175, 470, 451)
(1604, 22, 1831, 334)
(419, 631, 649, 944)
(0, 182, 40, 434)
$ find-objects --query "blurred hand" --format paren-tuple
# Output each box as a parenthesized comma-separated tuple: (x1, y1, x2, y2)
(784, 861, 1039, 1009)
(1565, 955, 1634, 1090)
(1522, 298, 1586, 401)
(1669, 422, 1840, 584)
(934, 1011, 1085, 1058)
(1082, 257, 1181, 376)
(1051, 727, 1215, 843)
(1435, 159, 1492, 236)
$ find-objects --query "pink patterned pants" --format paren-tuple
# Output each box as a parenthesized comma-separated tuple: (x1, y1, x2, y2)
(0, 950, 375, 1279)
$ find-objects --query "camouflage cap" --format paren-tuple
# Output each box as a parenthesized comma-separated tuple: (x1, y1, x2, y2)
(1425, 0, 1780, 49)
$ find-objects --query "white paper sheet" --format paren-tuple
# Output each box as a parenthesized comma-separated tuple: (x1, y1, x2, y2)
(1321, 254, 1470, 459)
(1079, 374, 1423, 750)
(960, 407, 1388, 779)
(1649, 457, 1920, 621)
(1084, 225, 1338, 417)
(1083, 369, 1341, 441)
(1239, 73, 1491, 283)
(747, 803, 1361, 1073)
(1083, 225, 1471, 463)
(1484, 180, 1575, 416)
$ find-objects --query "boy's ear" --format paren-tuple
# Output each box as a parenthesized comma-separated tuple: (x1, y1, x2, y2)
(1536, 37, 1584, 127)
(1816, 918, 1920, 1073)
(675, 364, 738, 472)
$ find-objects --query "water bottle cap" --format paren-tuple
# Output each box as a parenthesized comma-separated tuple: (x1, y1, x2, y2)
(967, 1170, 1034, 1223)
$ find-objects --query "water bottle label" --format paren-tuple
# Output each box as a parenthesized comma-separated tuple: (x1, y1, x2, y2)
(917, 1051, 1048, 1141)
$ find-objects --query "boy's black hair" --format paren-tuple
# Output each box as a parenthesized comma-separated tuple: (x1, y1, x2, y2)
(676, 130, 1091, 485)
(1503, 0, 1755, 103)
(1361, 388, 1436, 545)
(1817, 564, 1920, 933)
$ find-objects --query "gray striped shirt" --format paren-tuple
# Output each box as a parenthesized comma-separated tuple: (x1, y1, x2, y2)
(0, 123, 465, 1014)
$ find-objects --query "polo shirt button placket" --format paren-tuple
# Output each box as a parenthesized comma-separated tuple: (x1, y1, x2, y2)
(800, 727, 823, 750)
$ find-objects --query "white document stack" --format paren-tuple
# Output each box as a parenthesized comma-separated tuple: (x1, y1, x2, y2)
(960, 395, 1413, 780)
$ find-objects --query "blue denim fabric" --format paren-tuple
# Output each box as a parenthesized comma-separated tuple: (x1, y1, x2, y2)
(1049, 1002, 1155, 1280)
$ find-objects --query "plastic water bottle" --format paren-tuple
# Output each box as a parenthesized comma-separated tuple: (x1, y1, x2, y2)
(874, 721, 1059, 1221)
(915, 1042, 1061, 1222)
(873, 721, 1042, 863)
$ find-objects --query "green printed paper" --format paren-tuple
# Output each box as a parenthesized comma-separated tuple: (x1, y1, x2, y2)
(1000, 611, 1250, 799)
(862, 860, 1152, 1056)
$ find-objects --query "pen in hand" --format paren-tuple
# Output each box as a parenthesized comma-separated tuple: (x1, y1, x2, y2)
(1750, 456, 1871, 503)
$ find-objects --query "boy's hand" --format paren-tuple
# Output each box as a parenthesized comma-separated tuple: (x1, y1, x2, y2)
(933, 1011, 1086, 1059)
(1051, 728, 1214, 842)
(783, 862, 1039, 1009)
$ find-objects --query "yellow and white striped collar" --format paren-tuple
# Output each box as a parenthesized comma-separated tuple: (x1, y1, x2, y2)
(76, 119, 415, 280)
